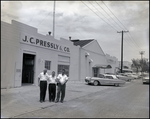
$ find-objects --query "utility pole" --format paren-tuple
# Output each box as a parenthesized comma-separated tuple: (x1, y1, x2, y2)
(117, 30, 129, 73)
(139, 51, 145, 59)
(53, 0, 56, 39)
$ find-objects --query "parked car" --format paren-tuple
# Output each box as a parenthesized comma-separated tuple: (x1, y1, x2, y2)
(138, 73, 148, 79)
(106, 73, 132, 81)
(118, 73, 134, 80)
(125, 73, 138, 79)
(85, 74, 126, 87)
(116, 74, 132, 82)
(142, 73, 149, 84)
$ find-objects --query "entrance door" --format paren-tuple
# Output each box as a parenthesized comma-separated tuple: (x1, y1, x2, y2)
(22, 53, 35, 85)
(93, 68, 99, 77)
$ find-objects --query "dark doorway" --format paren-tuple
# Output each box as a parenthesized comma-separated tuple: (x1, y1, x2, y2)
(93, 68, 99, 77)
(22, 53, 35, 85)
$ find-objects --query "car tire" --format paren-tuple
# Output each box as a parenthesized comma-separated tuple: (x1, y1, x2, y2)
(128, 79, 131, 82)
(114, 83, 119, 87)
(93, 81, 99, 86)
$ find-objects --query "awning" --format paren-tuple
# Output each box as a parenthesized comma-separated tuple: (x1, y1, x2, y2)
(93, 64, 112, 69)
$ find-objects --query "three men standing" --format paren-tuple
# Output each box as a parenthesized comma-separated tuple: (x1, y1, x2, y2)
(38, 69, 69, 103)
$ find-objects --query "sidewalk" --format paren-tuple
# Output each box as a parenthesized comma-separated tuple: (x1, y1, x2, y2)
(1, 80, 97, 118)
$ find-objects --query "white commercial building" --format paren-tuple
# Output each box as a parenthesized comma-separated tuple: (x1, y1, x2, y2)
(1, 20, 119, 89)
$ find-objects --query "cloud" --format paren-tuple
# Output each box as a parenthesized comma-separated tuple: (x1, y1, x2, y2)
(1, 1, 149, 61)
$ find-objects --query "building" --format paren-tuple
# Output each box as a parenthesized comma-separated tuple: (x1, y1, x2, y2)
(119, 61, 132, 69)
(118, 61, 133, 73)
(71, 39, 108, 80)
(1, 20, 118, 89)
(105, 54, 119, 74)
(1, 20, 80, 89)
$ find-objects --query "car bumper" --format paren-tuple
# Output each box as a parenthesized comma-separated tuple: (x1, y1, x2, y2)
(142, 80, 149, 84)
(85, 79, 94, 84)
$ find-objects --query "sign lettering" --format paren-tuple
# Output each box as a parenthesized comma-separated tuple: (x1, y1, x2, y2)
(21, 35, 70, 53)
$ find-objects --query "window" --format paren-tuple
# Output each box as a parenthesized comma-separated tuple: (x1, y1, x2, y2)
(45, 60, 51, 70)
(58, 65, 69, 76)
(105, 76, 113, 79)
(99, 74, 105, 78)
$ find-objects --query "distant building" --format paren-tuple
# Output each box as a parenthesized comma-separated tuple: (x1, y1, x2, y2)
(119, 61, 132, 69)
(105, 54, 119, 74)
(118, 61, 133, 73)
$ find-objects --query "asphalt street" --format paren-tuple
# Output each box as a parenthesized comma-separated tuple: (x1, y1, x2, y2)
(8, 79, 149, 118)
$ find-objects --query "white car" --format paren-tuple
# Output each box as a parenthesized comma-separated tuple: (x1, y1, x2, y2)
(85, 74, 126, 87)
(125, 73, 138, 79)
(142, 73, 149, 84)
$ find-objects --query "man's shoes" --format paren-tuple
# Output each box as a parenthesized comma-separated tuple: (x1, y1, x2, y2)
(55, 100, 59, 103)
(49, 100, 51, 102)
(60, 100, 63, 103)
(40, 101, 43, 103)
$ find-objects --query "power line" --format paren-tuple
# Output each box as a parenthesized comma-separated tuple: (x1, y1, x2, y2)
(128, 32, 141, 48)
(81, 1, 118, 31)
(88, 1, 121, 30)
(101, 1, 127, 31)
(94, 1, 141, 51)
(28, 5, 40, 23)
(82, 1, 140, 51)
(124, 35, 140, 51)
(36, 12, 51, 27)
(95, 1, 125, 31)
(101, 1, 141, 50)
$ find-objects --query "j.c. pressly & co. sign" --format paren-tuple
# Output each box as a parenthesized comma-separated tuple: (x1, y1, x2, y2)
(20, 34, 70, 53)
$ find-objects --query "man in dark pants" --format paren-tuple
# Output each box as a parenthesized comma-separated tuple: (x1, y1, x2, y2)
(38, 68, 49, 103)
(48, 71, 57, 102)
(55, 69, 69, 103)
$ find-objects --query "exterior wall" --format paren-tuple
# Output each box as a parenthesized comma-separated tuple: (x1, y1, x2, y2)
(105, 54, 119, 74)
(79, 40, 107, 81)
(1, 21, 21, 89)
(1, 20, 79, 89)
(119, 61, 132, 69)
(60, 38, 80, 81)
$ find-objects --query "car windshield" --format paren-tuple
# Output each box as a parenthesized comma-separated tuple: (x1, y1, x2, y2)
(105, 75, 118, 79)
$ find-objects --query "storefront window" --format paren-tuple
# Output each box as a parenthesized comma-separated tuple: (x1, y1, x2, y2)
(45, 60, 51, 70)
(58, 65, 69, 76)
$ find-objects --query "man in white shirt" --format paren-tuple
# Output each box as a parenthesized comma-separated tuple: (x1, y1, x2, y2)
(38, 68, 49, 103)
(55, 69, 69, 103)
(48, 71, 57, 102)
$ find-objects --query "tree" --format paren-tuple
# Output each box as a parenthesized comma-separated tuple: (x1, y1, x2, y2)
(140, 58, 149, 72)
(131, 58, 149, 73)
(131, 59, 141, 73)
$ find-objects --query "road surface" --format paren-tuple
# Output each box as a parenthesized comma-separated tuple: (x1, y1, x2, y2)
(14, 79, 149, 118)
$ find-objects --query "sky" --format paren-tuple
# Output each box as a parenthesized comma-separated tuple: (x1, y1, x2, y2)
(1, 1, 149, 62)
